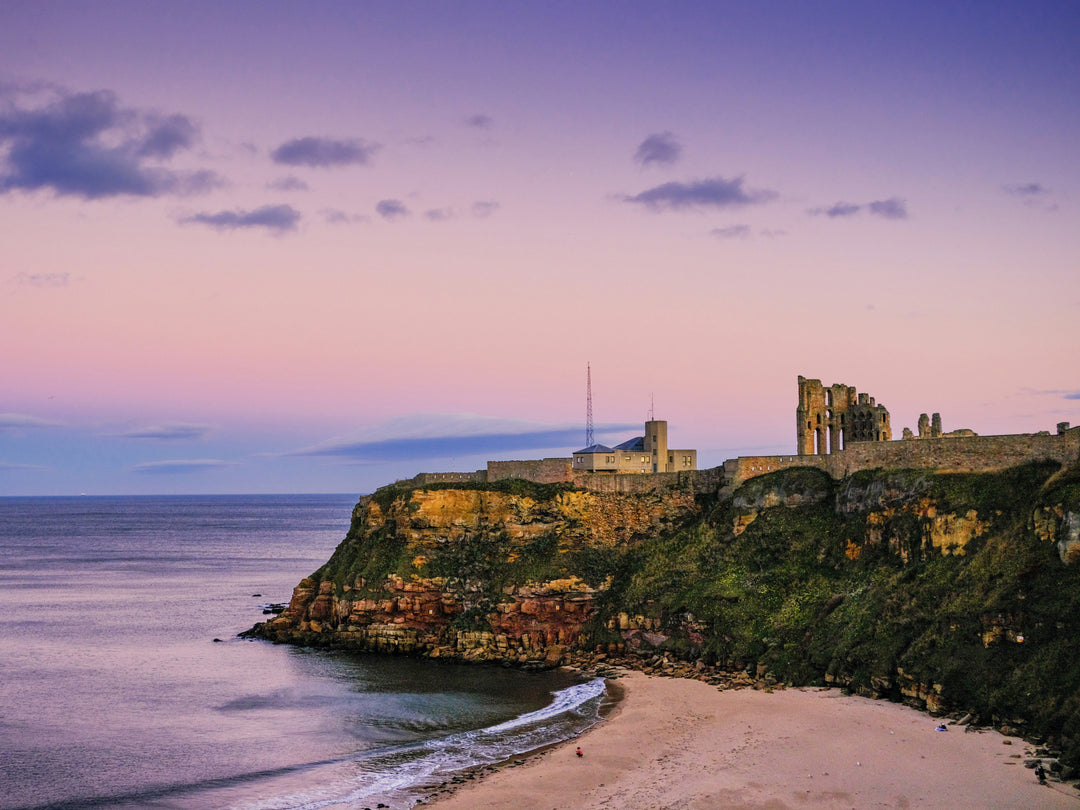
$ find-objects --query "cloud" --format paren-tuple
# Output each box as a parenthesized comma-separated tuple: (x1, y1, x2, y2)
(868, 197, 908, 219)
(180, 204, 301, 234)
(634, 131, 681, 167)
(809, 201, 862, 218)
(0, 87, 222, 199)
(0, 461, 50, 472)
(1030, 388, 1080, 401)
(376, 199, 409, 220)
(710, 224, 751, 239)
(115, 423, 211, 440)
(132, 459, 236, 474)
(321, 208, 369, 224)
(270, 136, 379, 168)
(759, 228, 787, 238)
(1003, 182, 1048, 197)
(13, 272, 72, 287)
(290, 414, 641, 462)
(464, 113, 493, 129)
(425, 207, 453, 221)
(0, 412, 65, 430)
(808, 197, 908, 220)
(472, 200, 500, 218)
(267, 176, 309, 192)
(621, 176, 777, 211)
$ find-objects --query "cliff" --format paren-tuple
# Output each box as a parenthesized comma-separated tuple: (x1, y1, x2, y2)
(245, 462, 1080, 767)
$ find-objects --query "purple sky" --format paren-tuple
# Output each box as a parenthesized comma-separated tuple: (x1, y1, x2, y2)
(1, 1, 1078, 494)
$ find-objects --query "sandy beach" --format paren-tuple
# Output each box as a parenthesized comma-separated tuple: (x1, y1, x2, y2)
(427, 670, 1078, 809)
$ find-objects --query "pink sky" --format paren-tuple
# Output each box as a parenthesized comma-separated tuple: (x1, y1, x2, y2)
(1, 1, 1078, 494)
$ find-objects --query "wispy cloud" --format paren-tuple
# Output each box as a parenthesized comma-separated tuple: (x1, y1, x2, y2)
(266, 176, 309, 192)
(290, 414, 640, 462)
(472, 200, 500, 218)
(0, 412, 65, 430)
(114, 423, 211, 440)
(464, 113, 493, 129)
(132, 459, 236, 474)
(424, 207, 453, 221)
(180, 204, 301, 234)
(621, 176, 777, 212)
(808, 196, 908, 220)
(0, 86, 222, 199)
(634, 131, 681, 167)
(710, 224, 751, 239)
(321, 208, 368, 225)
(13, 272, 73, 287)
(867, 197, 908, 219)
(1002, 181, 1057, 211)
(1003, 182, 1048, 197)
(376, 199, 409, 220)
(0, 461, 51, 472)
(270, 136, 379, 168)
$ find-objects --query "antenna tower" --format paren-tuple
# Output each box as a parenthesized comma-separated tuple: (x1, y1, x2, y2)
(649, 393, 655, 422)
(585, 363, 594, 448)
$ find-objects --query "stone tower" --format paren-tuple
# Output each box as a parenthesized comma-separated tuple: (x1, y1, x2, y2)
(796, 376, 892, 455)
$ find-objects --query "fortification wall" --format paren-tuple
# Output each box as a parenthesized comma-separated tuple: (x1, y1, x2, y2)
(728, 427, 1080, 486)
(824, 429, 1080, 478)
(572, 467, 722, 496)
(487, 458, 574, 483)
(411, 470, 487, 485)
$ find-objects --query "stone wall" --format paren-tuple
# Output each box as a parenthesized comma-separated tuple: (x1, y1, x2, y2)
(572, 467, 722, 496)
(486, 458, 574, 483)
(411, 470, 487, 485)
(728, 426, 1080, 486)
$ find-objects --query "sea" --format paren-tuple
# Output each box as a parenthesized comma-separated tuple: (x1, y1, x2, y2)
(0, 495, 608, 810)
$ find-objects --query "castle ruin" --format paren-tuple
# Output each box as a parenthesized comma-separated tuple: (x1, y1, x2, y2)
(796, 376, 891, 455)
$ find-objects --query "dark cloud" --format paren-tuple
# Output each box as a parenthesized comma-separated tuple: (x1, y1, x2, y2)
(181, 204, 301, 234)
(710, 224, 751, 239)
(868, 197, 908, 219)
(1003, 182, 1048, 197)
(809, 201, 862, 218)
(132, 459, 235, 474)
(267, 176, 309, 192)
(465, 113, 493, 129)
(425, 208, 453, 221)
(13, 272, 72, 287)
(270, 136, 379, 168)
(472, 200, 500, 218)
(634, 131, 681, 167)
(622, 176, 777, 211)
(0, 88, 221, 199)
(376, 199, 409, 220)
(116, 423, 211, 440)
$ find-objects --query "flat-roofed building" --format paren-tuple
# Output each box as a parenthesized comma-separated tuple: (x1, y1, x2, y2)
(572, 420, 697, 474)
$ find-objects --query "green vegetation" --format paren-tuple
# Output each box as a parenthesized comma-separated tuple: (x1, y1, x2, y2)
(309, 461, 1080, 765)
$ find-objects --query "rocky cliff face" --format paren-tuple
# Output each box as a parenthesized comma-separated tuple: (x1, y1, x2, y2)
(250, 481, 699, 666)
(245, 461, 1080, 766)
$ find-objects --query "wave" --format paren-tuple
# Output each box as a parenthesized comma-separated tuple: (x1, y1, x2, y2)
(234, 676, 609, 810)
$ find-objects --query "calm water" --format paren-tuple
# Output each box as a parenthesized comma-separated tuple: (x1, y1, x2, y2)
(0, 496, 605, 810)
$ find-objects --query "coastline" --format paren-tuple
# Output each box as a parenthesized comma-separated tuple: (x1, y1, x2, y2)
(424, 670, 1080, 809)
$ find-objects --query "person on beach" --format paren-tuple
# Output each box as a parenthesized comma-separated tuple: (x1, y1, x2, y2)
(1035, 763, 1047, 783)
(576, 747, 583, 758)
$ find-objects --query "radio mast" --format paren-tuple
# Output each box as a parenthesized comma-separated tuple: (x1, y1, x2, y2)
(585, 363, 595, 448)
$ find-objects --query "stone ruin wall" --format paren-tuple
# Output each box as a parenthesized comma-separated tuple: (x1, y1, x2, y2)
(727, 426, 1080, 487)
(487, 458, 574, 483)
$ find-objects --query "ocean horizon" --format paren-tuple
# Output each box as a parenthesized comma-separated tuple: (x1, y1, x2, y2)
(0, 494, 606, 810)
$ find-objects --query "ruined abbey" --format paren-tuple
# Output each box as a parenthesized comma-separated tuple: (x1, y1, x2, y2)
(408, 376, 1080, 495)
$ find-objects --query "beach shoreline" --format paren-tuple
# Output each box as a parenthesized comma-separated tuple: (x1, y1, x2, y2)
(424, 669, 1080, 809)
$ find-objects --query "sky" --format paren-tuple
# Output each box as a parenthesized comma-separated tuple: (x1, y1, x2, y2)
(1, 0, 1078, 496)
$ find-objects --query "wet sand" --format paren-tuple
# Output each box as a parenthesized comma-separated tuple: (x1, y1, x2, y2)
(427, 670, 1078, 809)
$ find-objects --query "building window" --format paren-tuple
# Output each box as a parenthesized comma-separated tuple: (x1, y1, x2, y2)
(683, 456, 692, 466)
(641, 456, 648, 463)
(624, 455, 631, 462)
(606, 456, 615, 464)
